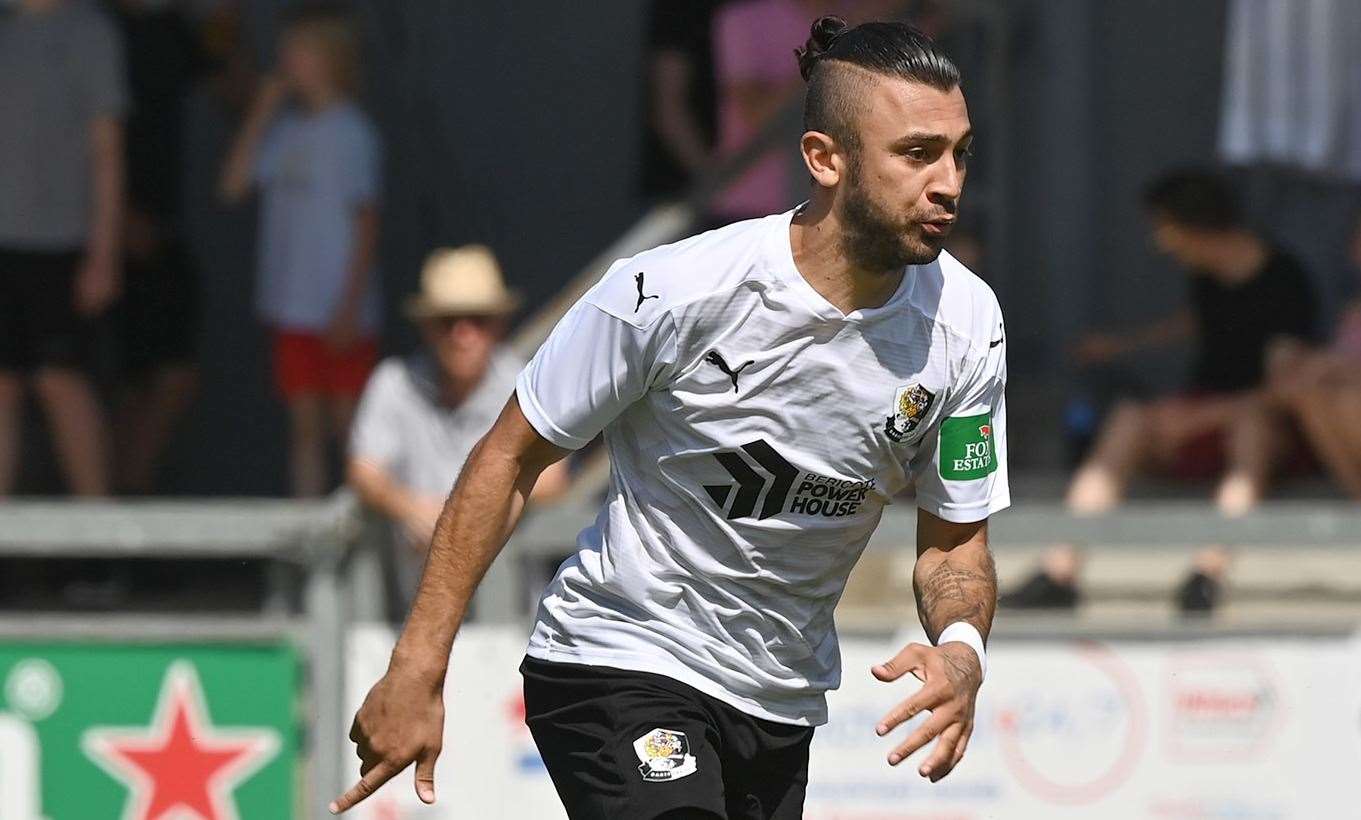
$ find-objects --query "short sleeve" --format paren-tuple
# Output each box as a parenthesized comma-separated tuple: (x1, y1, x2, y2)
(82, 15, 129, 117)
(348, 360, 405, 467)
(516, 298, 678, 451)
(911, 326, 1010, 524)
(342, 117, 382, 206)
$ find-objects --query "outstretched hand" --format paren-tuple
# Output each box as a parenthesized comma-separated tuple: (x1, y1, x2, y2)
(872, 641, 981, 782)
(330, 663, 446, 814)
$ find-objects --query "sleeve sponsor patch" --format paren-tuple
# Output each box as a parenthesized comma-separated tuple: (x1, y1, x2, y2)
(939, 412, 997, 480)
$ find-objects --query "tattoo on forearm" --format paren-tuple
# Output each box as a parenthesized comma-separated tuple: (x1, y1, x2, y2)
(914, 555, 997, 642)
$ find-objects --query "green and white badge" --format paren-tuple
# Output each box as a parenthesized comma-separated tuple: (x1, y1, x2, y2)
(939, 412, 997, 480)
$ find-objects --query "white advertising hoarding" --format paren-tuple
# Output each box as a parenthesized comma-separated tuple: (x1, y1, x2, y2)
(345, 625, 1361, 819)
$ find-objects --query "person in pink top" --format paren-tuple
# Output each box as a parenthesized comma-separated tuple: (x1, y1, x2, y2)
(711, 1, 876, 223)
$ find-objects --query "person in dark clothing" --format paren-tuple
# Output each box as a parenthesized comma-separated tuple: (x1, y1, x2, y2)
(1067, 169, 1317, 514)
(641, 1, 726, 200)
(111, 0, 205, 493)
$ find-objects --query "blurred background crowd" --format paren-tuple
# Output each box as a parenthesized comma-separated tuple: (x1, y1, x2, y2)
(3, 0, 1361, 617)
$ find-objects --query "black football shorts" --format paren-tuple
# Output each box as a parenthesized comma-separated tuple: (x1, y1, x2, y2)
(521, 656, 813, 820)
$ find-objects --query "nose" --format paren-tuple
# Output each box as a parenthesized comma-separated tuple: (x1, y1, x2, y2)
(927, 156, 964, 208)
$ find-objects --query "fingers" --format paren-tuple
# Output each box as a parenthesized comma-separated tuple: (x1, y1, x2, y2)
(887, 709, 951, 767)
(872, 642, 929, 683)
(948, 727, 973, 772)
(414, 745, 440, 804)
(876, 680, 946, 736)
(329, 760, 399, 815)
(919, 723, 963, 781)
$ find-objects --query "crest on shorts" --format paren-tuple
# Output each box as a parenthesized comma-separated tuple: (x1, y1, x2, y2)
(633, 728, 698, 782)
(885, 383, 937, 442)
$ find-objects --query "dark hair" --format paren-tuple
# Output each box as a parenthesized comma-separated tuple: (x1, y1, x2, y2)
(1142, 169, 1242, 231)
(797, 16, 960, 148)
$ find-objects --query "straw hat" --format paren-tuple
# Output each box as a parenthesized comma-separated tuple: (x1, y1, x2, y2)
(404, 245, 521, 319)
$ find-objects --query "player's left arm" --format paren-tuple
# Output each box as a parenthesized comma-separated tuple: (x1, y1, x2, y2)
(875, 282, 1007, 782)
(872, 512, 995, 781)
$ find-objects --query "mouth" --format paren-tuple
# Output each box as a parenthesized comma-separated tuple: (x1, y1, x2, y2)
(919, 219, 955, 238)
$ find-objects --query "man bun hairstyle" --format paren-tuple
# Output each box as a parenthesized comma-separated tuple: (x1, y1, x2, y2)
(797, 16, 961, 149)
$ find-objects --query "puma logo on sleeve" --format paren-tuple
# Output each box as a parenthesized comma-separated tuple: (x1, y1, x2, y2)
(634, 272, 660, 312)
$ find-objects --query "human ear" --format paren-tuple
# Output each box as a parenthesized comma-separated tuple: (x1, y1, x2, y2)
(800, 130, 842, 189)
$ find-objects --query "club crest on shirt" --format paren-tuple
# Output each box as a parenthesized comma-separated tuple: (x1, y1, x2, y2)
(885, 383, 937, 442)
(633, 728, 698, 782)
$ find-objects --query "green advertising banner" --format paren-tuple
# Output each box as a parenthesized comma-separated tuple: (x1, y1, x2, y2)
(0, 642, 298, 820)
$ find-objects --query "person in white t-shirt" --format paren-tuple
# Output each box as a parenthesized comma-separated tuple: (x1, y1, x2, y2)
(335, 16, 1005, 820)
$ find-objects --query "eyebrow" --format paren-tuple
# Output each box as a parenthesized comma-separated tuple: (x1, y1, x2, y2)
(892, 129, 974, 147)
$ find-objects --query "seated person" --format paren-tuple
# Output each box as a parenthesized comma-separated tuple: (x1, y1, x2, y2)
(1067, 170, 1317, 514)
(348, 246, 570, 611)
(1246, 218, 1361, 502)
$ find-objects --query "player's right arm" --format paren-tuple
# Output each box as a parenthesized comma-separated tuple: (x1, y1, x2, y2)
(332, 263, 677, 814)
(331, 395, 570, 813)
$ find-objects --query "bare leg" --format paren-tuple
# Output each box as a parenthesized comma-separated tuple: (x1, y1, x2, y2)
(1216, 396, 1281, 516)
(115, 365, 199, 494)
(1290, 388, 1361, 498)
(0, 372, 23, 495)
(289, 393, 329, 498)
(1066, 400, 1151, 514)
(33, 368, 110, 496)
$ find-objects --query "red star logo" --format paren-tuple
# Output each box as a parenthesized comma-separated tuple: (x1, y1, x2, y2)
(82, 662, 280, 820)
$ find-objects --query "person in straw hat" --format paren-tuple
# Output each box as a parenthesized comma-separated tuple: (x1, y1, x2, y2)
(347, 246, 570, 610)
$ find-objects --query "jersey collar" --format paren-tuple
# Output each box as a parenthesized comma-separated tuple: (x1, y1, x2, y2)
(766, 207, 914, 324)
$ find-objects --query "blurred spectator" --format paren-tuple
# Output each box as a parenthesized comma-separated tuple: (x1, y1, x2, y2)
(642, 1, 727, 202)
(998, 543, 1083, 611)
(0, 0, 127, 496)
(112, 0, 206, 494)
(1219, 0, 1361, 180)
(709, 0, 824, 223)
(708, 1, 888, 224)
(348, 247, 570, 612)
(1235, 216, 1361, 503)
(1067, 170, 1317, 514)
(219, 2, 382, 497)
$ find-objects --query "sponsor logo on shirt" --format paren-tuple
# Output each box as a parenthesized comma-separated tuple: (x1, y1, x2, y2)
(633, 728, 698, 782)
(939, 412, 997, 480)
(885, 383, 937, 442)
(703, 440, 874, 520)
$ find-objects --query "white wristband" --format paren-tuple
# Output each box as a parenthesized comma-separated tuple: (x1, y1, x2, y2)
(936, 622, 987, 679)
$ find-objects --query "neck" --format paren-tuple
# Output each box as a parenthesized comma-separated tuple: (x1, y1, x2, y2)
(790, 196, 906, 314)
(438, 373, 474, 407)
(1208, 231, 1267, 282)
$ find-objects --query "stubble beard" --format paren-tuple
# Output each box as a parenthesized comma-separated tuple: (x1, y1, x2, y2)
(839, 158, 946, 273)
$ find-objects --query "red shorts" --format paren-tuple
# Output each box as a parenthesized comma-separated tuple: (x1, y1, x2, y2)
(272, 331, 377, 399)
(1161, 392, 1316, 480)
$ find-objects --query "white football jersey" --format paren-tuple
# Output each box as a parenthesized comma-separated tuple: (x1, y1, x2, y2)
(517, 210, 1009, 726)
